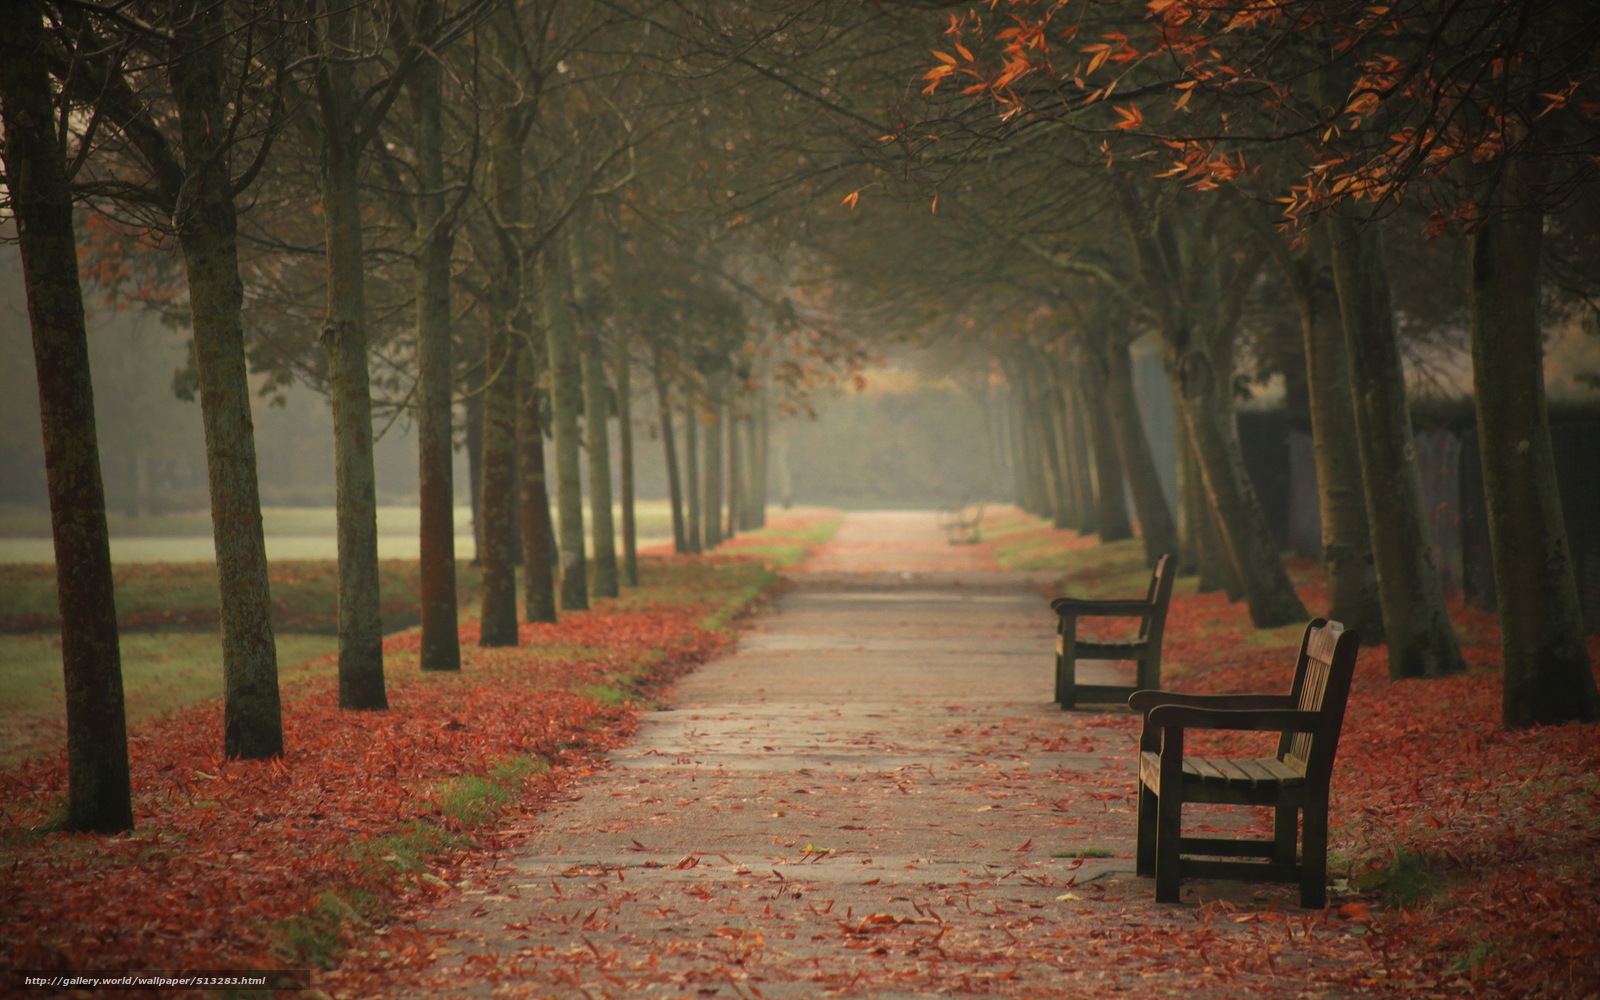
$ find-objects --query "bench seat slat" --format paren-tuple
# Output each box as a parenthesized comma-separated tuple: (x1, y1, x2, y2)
(1139, 751, 1304, 790)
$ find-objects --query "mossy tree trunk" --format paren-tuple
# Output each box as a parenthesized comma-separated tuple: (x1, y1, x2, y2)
(1098, 325, 1177, 565)
(408, 1, 460, 672)
(1327, 213, 1464, 677)
(1297, 231, 1384, 640)
(316, 0, 385, 709)
(702, 382, 725, 549)
(550, 261, 589, 608)
(168, 2, 283, 757)
(518, 331, 558, 623)
(1115, 177, 1307, 627)
(683, 396, 703, 554)
(654, 348, 688, 554)
(1467, 172, 1598, 726)
(0, 1, 132, 831)
(615, 335, 638, 586)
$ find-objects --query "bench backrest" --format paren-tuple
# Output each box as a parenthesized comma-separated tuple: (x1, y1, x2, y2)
(1137, 554, 1177, 645)
(1278, 619, 1360, 785)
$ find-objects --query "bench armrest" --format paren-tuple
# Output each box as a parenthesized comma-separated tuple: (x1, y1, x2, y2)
(1051, 597, 1154, 617)
(1150, 705, 1319, 732)
(1128, 690, 1294, 714)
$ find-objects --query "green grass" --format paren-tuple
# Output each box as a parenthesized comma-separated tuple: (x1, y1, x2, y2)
(0, 508, 836, 766)
(0, 559, 484, 634)
(0, 502, 678, 542)
(0, 632, 340, 765)
(273, 756, 550, 969)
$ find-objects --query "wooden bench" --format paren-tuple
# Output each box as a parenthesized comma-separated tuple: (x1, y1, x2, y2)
(1129, 618, 1360, 907)
(1051, 553, 1173, 709)
(941, 502, 985, 545)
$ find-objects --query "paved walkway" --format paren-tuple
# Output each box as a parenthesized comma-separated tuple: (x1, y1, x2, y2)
(372, 512, 1366, 999)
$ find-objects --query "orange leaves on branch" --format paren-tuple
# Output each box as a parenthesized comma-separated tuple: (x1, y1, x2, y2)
(1113, 105, 1145, 129)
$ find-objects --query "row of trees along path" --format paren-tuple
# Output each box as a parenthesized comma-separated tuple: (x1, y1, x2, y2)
(4, 0, 1595, 845)
(323, 511, 1378, 999)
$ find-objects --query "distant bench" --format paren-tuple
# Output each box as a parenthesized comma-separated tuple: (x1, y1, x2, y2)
(1050, 554, 1174, 709)
(941, 503, 985, 545)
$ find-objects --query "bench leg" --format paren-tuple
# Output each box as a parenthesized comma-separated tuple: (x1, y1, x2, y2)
(1154, 781, 1183, 903)
(1273, 804, 1298, 865)
(1299, 801, 1329, 908)
(1056, 633, 1077, 709)
(1136, 779, 1157, 878)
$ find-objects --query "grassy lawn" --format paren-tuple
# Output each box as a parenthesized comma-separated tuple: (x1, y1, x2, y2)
(0, 633, 340, 767)
(0, 507, 837, 766)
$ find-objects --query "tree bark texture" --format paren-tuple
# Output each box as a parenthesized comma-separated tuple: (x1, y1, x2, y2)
(1328, 214, 1464, 678)
(654, 350, 688, 554)
(409, 13, 460, 672)
(1102, 334, 1178, 564)
(615, 336, 638, 586)
(549, 278, 589, 609)
(1468, 192, 1598, 726)
(702, 390, 725, 549)
(1296, 230, 1384, 640)
(168, 4, 283, 757)
(0, 2, 133, 832)
(519, 326, 558, 624)
(1061, 378, 1097, 533)
(725, 389, 742, 541)
(747, 399, 769, 529)
(463, 341, 485, 566)
(1079, 358, 1132, 542)
(1115, 179, 1305, 626)
(317, 3, 386, 709)
(581, 336, 619, 598)
(569, 216, 617, 598)
(683, 398, 703, 554)
(478, 319, 521, 645)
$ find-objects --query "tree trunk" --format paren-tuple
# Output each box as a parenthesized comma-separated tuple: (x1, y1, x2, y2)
(1044, 379, 1070, 528)
(408, 20, 459, 671)
(1468, 188, 1598, 726)
(1062, 378, 1098, 533)
(169, 6, 283, 757)
(1173, 389, 1201, 578)
(1114, 179, 1304, 626)
(519, 325, 558, 623)
(746, 393, 769, 528)
(1174, 355, 1300, 624)
(683, 398, 703, 553)
(1328, 214, 1464, 677)
(702, 385, 725, 549)
(478, 318, 521, 645)
(1080, 356, 1132, 542)
(1296, 230, 1384, 640)
(570, 216, 617, 598)
(317, 2, 386, 709)
(654, 348, 687, 554)
(725, 388, 742, 541)
(581, 336, 619, 598)
(463, 337, 485, 566)
(0, 3, 133, 831)
(1102, 333, 1178, 564)
(549, 269, 588, 609)
(1035, 368, 1069, 527)
(615, 335, 638, 586)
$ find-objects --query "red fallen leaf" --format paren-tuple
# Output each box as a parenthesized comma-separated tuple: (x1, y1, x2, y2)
(845, 912, 909, 934)
(1336, 902, 1369, 921)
